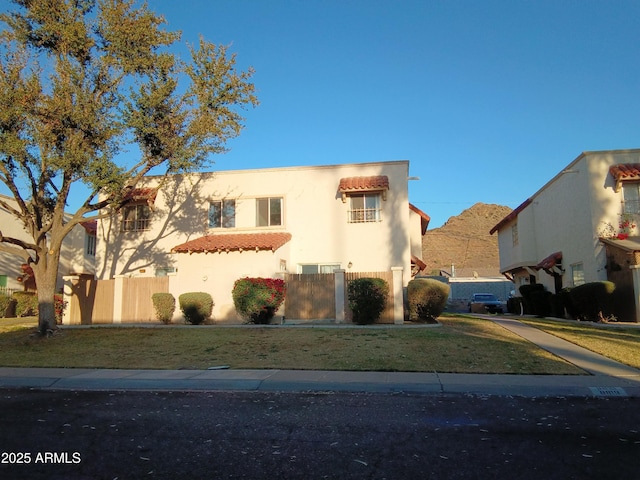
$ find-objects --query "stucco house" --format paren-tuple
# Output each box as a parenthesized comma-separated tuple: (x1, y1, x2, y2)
(94, 160, 428, 322)
(0, 193, 96, 293)
(490, 148, 640, 321)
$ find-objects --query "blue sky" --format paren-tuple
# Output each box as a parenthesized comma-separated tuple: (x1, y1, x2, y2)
(147, 0, 640, 228)
(5, 0, 640, 228)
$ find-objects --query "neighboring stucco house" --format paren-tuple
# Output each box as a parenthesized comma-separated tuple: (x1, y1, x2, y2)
(94, 160, 428, 321)
(490, 149, 640, 321)
(0, 193, 96, 293)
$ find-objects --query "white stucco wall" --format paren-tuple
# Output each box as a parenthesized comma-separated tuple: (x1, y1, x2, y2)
(95, 161, 417, 321)
(495, 149, 640, 293)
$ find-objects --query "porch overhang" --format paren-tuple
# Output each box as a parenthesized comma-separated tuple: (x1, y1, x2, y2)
(171, 232, 292, 254)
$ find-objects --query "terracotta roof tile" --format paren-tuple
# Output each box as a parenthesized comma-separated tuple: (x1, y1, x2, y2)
(339, 175, 389, 192)
(124, 187, 158, 204)
(172, 232, 292, 254)
(536, 251, 562, 270)
(610, 164, 640, 191)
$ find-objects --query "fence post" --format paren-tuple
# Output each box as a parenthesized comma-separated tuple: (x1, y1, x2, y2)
(334, 270, 346, 324)
(61, 275, 79, 325)
(391, 267, 404, 324)
(113, 275, 125, 324)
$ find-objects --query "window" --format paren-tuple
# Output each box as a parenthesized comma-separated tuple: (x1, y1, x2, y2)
(300, 264, 340, 274)
(571, 262, 585, 287)
(122, 204, 151, 231)
(511, 223, 519, 246)
(348, 193, 381, 223)
(85, 232, 96, 256)
(209, 200, 236, 228)
(256, 197, 282, 226)
(156, 267, 177, 277)
(623, 183, 640, 214)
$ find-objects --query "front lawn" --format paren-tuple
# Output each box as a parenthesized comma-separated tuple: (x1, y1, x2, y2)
(0, 316, 582, 374)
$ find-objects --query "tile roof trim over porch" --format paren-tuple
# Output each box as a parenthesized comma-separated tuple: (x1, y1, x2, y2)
(171, 232, 292, 254)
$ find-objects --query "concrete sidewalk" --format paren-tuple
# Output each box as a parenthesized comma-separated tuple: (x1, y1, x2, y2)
(0, 317, 639, 397)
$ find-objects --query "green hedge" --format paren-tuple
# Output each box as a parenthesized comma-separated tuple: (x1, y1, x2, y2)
(232, 278, 286, 324)
(152, 293, 176, 324)
(0, 294, 16, 318)
(407, 278, 449, 323)
(568, 281, 616, 322)
(347, 278, 389, 325)
(13, 291, 38, 317)
(178, 292, 213, 325)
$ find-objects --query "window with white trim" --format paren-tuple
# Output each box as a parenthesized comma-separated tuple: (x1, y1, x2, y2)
(571, 262, 585, 286)
(511, 223, 519, 246)
(623, 183, 640, 214)
(209, 199, 236, 228)
(85, 232, 96, 256)
(299, 264, 341, 274)
(348, 193, 381, 223)
(122, 204, 151, 232)
(256, 197, 282, 226)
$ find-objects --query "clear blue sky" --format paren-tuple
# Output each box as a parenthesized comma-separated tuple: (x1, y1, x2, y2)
(148, 0, 640, 228)
(6, 0, 640, 228)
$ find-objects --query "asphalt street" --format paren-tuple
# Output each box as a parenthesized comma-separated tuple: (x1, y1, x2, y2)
(1, 388, 639, 479)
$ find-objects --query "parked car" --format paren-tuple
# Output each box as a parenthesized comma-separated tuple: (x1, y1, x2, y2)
(469, 293, 504, 314)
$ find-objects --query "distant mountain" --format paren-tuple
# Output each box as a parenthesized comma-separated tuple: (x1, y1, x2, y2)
(421, 203, 513, 277)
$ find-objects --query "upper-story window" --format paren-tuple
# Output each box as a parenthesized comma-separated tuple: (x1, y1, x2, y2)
(209, 200, 236, 228)
(85, 232, 96, 256)
(511, 223, 519, 246)
(622, 183, 640, 214)
(348, 193, 381, 223)
(122, 204, 151, 232)
(256, 197, 282, 227)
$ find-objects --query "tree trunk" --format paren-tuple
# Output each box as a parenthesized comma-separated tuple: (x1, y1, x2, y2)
(33, 251, 61, 336)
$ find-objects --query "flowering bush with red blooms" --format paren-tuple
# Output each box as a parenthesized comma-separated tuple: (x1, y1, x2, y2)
(232, 277, 286, 324)
(54, 294, 67, 324)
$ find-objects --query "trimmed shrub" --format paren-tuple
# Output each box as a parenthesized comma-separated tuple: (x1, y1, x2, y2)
(568, 281, 616, 322)
(529, 289, 552, 317)
(152, 293, 176, 324)
(178, 292, 214, 325)
(407, 278, 449, 323)
(13, 291, 38, 317)
(519, 284, 546, 315)
(0, 294, 16, 318)
(347, 277, 389, 325)
(232, 278, 286, 324)
(507, 297, 524, 315)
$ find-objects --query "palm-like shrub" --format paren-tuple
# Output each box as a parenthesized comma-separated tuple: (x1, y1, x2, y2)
(232, 278, 286, 324)
(347, 278, 389, 325)
(407, 278, 450, 323)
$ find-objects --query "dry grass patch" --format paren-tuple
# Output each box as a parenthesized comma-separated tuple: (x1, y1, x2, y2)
(521, 318, 640, 369)
(0, 316, 582, 374)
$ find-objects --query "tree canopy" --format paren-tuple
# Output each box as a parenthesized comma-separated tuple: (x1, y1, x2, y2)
(0, 0, 258, 334)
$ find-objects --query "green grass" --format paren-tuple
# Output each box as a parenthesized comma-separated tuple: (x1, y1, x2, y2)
(521, 318, 640, 369)
(0, 316, 583, 374)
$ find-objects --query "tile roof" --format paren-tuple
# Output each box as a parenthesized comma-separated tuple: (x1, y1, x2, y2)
(124, 187, 158, 204)
(338, 175, 389, 192)
(610, 164, 640, 191)
(171, 232, 292, 254)
(489, 199, 531, 235)
(536, 251, 562, 270)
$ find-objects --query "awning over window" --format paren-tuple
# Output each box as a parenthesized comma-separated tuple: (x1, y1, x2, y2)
(171, 232, 292, 254)
(338, 175, 389, 202)
(80, 220, 97, 234)
(536, 251, 562, 273)
(610, 164, 640, 192)
(123, 187, 158, 205)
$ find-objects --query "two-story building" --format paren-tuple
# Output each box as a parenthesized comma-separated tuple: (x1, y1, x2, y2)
(0, 193, 96, 294)
(490, 149, 640, 321)
(95, 160, 428, 321)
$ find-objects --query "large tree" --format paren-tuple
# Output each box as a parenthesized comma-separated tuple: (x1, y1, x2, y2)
(0, 0, 258, 335)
